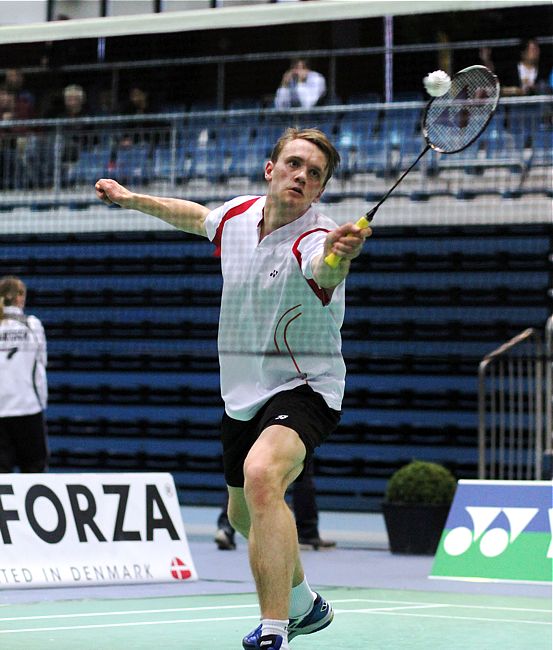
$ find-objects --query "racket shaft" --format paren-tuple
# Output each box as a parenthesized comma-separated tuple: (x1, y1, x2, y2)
(324, 216, 371, 268)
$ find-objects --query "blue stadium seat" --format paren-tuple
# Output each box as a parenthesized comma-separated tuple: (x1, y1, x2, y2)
(66, 146, 111, 185)
(4, 222, 548, 510)
(529, 126, 553, 167)
(188, 136, 229, 183)
(112, 143, 152, 185)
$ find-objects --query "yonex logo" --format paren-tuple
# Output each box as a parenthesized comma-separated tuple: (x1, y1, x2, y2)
(260, 641, 273, 647)
(270, 269, 279, 278)
(274, 414, 289, 420)
(443, 506, 551, 558)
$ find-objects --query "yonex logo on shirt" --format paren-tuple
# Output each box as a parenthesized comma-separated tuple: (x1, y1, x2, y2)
(274, 414, 289, 420)
(270, 269, 279, 278)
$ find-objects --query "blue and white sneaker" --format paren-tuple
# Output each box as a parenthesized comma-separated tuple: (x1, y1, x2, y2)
(256, 634, 284, 649)
(242, 593, 333, 649)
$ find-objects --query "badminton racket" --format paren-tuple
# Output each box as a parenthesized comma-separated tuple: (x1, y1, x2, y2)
(325, 64, 500, 268)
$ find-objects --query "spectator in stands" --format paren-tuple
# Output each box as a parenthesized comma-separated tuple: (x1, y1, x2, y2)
(110, 85, 161, 184)
(501, 38, 548, 96)
(45, 83, 88, 120)
(61, 83, 88, 118)
(119, 85, 158, 147)
(4, 68, 36, 120)
(0, 86, 17, 188)
(44, 84, 90, 184)
(0, 85, 36, 190)
(216, 459, 336, 551)
(95, 127, 371, 650)
(122, 85, 154, 116)
(478, 46, 496, 74)
(274, 58, 326, 109)
(0, 276, 48, 473)
(0, 85, 15, 121)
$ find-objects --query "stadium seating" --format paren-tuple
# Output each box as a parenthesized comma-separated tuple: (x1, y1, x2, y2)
(3, 222, 549, 511)
(0, 97, 548, 202)
(1, 97, 550, 509)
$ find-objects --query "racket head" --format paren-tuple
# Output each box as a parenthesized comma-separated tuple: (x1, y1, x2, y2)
(422, 65, 500, 154)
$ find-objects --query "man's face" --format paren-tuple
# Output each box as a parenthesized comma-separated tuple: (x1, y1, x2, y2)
(292, 60, 309, 82)
(265, 138, 327, 216)
(5, 70, 22, 89)
(523, 41, 540, 65)
(64, 92, 83, 113)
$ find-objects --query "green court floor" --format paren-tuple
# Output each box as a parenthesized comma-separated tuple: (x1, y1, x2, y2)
(0, 586, 550, 650)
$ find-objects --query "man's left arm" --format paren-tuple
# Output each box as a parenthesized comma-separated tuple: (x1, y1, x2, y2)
(311, 222, 371, 290)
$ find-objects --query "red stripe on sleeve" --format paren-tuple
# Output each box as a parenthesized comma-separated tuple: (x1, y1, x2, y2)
(212, 197, 261, 257)
(292, 228, 331, 306)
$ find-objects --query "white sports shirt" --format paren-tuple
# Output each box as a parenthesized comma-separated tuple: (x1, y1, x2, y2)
(0, 306, 48, 417)
(274, 70, 326, 109)
(204, 195, 346, 421)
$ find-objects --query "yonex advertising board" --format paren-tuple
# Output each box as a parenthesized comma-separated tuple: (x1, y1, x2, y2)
(431, 480, 552, 584)
(0, 473, 198, 588)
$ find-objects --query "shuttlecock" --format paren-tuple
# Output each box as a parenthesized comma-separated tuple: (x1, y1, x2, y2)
(423, 70, 451, 97)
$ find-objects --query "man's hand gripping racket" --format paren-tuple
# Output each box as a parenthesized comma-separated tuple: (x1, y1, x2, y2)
(325, 65, 500, 268)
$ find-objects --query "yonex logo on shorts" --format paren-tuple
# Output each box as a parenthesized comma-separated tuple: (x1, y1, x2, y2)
(274, 414, 289, 420)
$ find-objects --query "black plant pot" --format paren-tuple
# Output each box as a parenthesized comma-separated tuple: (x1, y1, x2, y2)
(382, 502, 451, 555)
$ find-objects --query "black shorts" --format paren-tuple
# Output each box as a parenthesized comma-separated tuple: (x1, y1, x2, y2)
(221, 384, 341, 488)
(0, 412, 48, 473)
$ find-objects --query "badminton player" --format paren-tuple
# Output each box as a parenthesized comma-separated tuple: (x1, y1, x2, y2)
(95, 127, 371, 650)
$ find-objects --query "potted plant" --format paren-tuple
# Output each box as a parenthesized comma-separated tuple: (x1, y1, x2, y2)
(382, 460, 457, 555)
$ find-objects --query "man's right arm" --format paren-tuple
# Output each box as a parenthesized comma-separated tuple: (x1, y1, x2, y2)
(95, 178, 210, 237)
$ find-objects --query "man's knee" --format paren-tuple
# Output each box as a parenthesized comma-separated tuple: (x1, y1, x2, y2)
(227, 489, 250, 537)
(227, 508, 249, 537)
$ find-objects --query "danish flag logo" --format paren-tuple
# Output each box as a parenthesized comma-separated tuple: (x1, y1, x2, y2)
(170, 557, 192, 580)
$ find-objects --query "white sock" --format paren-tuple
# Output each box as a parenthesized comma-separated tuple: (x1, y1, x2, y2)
(261, 618, 289, 643)
(289, 577, 316, 618)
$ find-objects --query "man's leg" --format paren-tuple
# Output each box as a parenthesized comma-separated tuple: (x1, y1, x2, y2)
(227, 425, 305, 620)
(242, 424, 305, 622)
(15, 413, 48, 473)
(215, 491, 236, 550)
(231, 430, 334, 649)
(293, 461, 336, 550)
(0, 418, 16, 473)
(292, 460, 319, 540)
(228, 484, 306, 588)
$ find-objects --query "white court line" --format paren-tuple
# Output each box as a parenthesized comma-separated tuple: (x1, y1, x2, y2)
(334, 608, 550, 626)
(335, 598, 551, 613)
(0, 605, 549, 635)
(0, 597, 548, 624)
(343, 604, 448, 613)
(0, 598, 368, 623)
(0, 603, 261, 623)
(0, 614, 260, 634)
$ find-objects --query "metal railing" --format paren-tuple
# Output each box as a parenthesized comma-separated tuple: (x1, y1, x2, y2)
(478, 317, 552, 480)
(546, 314, 553, 465)
(0, 96, 550, 200)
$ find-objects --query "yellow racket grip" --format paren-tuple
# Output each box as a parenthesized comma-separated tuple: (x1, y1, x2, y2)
(324, 216, 371, 268)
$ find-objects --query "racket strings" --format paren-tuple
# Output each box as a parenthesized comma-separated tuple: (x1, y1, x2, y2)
(425, 66, 500, 154)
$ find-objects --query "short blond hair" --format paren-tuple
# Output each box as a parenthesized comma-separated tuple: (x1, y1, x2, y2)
(270, 127, 340, 187)
(64, 84, 85, 101)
